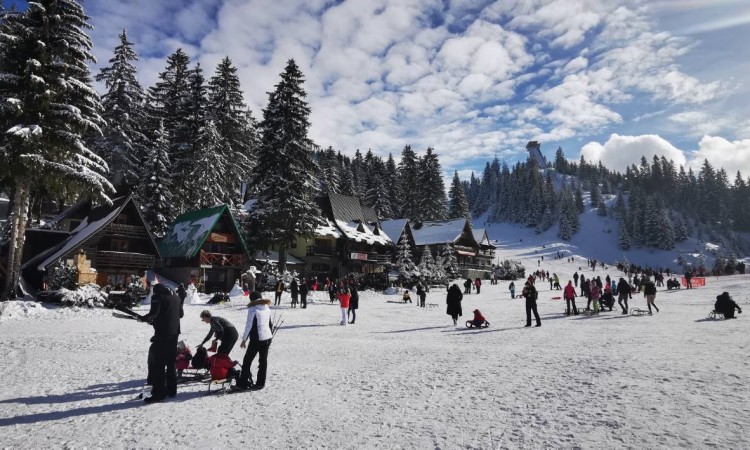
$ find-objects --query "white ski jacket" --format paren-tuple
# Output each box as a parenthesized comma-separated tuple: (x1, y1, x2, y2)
(242, 300, 273, 342)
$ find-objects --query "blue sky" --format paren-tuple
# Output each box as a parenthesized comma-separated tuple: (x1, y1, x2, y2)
(11, 0, 750, 180)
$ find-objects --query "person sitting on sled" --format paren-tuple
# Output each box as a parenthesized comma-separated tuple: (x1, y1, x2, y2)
(715, 292, 742, 319)
(472, 309, 487, 327)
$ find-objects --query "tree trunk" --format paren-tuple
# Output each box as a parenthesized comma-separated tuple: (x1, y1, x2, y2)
(278, 243, 288, 274)
(3, 180, 31, 300)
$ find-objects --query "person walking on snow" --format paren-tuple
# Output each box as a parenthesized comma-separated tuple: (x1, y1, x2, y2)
(509, 281, 516, 299)
(337, 288, 351, 325)
(643, 278, 659, 314)
(235, 292, 273, 391)
(300, 278, 309, 309)
(274, 279, 285, 306)
(564, 280, 578, 315)
(290, 279, 299, 308)
(553, 273, 561, 290)
(573, 271, 579, 288)
(474, 277, 482, 294)
(522, 281, 541, 327)
(348, 284, 359, 323)
(617, 278, 631, 314)
(416, 284, 427, 308)
(464, 277, 472, 294)
(446, 283, 463, 326)
(590, 281, 601, 313)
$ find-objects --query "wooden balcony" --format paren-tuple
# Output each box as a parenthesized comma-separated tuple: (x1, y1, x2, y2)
(105, 223, 150, 239)
(200, 250, 245, 267)
(96, 251, 157, 270)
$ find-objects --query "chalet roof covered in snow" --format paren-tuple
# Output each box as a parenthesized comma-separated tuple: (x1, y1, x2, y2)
(253, 251, 304, 265)
(473, 228, 496, 248)
(158, 204, 249, 259)
(336, 220, 390, 246)
(411, 218, 479, 247)
(315, 218, 342, 239)
(379, 219, 408, 244)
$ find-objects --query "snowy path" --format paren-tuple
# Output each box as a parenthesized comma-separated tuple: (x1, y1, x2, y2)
(1, 254, 749, 448)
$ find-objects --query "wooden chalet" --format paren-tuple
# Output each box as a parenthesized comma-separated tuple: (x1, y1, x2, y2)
(158, 204, 250, 294)
(383, 217, 494, 278)
(473, 228, 497, 269)
(287, 193, 393, 277)
(21, 195, 160, 291)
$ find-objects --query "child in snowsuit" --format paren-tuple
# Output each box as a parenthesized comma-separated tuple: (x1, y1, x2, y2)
(472, 309, 486, 327)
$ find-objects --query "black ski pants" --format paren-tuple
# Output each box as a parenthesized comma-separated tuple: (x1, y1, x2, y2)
(565, 297, 578, 315)
(150, 334, 178, 399)
(274, 291, 282, 305)
(239, 339, 270, 388)
(217, 327, 238, 355)
(526, 299, 541, 326)
(618, 293, 629, 313)
(301, 294, 307, 308)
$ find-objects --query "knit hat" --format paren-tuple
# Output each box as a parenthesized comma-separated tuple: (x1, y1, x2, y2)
(249, 291, 262, 301)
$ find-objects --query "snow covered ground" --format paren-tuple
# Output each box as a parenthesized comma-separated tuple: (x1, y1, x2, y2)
(1, 245, 749, 449)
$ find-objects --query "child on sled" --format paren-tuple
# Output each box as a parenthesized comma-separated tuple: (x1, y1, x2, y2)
(471, 309, 487, 327)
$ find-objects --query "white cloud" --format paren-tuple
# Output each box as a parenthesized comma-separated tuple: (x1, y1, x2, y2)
(84, 0, 738, 175)
(581, 134, 687, 169)
(688, 135, 750, 177)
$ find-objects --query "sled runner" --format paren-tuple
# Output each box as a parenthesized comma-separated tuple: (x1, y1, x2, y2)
(580, 309, 599, 316)
(465, 320, 490, 328)
(707, 310, 725, 320)
(630, 309, 651, 316)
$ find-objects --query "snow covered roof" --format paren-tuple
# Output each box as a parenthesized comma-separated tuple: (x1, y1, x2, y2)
(315, 218, 342, 239)
(379, 219, 408, 244)
(253, 251, 304, 265)
(473, 228, 495, 248)
(158, 204, 249, 259)
(336, 220, 391, 245)
(411, 218, 478, 246)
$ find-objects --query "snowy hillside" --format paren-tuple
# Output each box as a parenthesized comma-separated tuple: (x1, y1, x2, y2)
(480, 191, 747, 272)
(1, 241, 748, 448)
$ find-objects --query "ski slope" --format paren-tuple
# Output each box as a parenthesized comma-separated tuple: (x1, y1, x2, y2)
(1, 244, 748, 448)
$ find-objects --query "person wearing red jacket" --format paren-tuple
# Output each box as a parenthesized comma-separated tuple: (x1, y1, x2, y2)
(563, 280, 578, 315)
(472, 309, 486, 327)
(337, 288, 351, 326)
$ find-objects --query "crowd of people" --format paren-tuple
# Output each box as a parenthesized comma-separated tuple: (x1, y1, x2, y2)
(136, 256, 740, 404)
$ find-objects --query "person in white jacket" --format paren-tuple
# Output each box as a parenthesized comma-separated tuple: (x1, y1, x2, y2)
(234, 292, 273, 391)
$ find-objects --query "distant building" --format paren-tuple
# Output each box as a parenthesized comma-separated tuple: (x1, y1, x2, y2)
(526, 141, 548, 170)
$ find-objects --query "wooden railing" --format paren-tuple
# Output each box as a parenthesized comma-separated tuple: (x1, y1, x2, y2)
(96, 251, 157, 269)
(106, 223, 149, 239)
(199, 250, 245, 267)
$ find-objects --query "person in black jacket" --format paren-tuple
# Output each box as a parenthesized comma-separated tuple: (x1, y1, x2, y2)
(141, 283, 183, 403)
(300, 278, 309, 309)
(522, 281, 541, 327)
(616, 278, 631, 314)
(177, 283, 187, 306)
(348, 284, 359, 324)
(643, 278, 659, 314)
(446, 284, 463, 325)
(198, 311, 238, 355)
(290, 279, 299, 308)
(715, 292, 742, 318)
